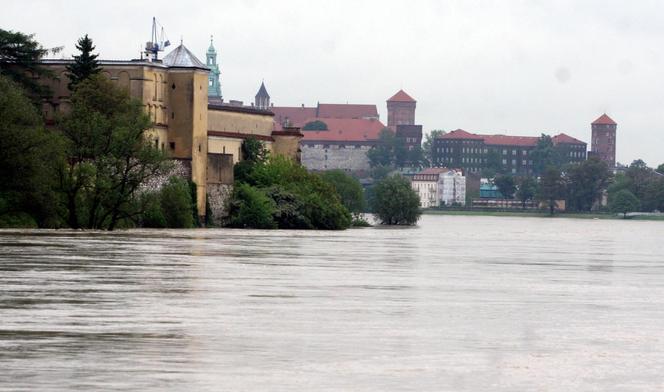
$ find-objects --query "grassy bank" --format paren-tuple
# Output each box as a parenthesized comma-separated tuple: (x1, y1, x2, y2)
(423, 209, 664, 221)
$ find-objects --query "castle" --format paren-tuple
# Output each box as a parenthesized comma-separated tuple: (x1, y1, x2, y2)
(37, 39, 302, 221)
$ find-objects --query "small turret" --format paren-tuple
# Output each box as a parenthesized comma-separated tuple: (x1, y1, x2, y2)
(255, 81, 270, 110)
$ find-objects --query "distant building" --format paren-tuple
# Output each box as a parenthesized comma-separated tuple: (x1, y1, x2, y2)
(432, 129, 587, 175)
(206, 37, 222, 100)
(387, 90, 423, 153)
(411, 168, 466, 207)
(298, 118, 385, 172)
(590, 113, 617, 167)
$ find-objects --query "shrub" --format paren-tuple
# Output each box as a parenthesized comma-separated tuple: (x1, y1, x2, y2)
(371, 174, 421, 225)
(141, 192, 167, 228)
(609, 189, 640, 218)
(160, 177, 194, 228)
(227, 183, 277, 229)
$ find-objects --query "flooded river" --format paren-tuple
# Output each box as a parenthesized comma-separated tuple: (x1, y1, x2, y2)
(1, 215, 663, 391)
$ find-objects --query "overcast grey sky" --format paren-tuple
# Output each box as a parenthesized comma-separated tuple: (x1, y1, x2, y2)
(3, 0, 663, 165)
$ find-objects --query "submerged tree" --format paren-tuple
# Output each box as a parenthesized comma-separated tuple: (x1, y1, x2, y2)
(537, 166, 566, 215)
(371, 174, 421, 225)
(66, 34, 101, 90)
(610, 189, 640, 218)
(516, 176, 538, 209)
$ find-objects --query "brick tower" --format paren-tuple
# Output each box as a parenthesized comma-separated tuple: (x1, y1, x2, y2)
(591, 114, 617, 167)
(387, 89, 416, 128)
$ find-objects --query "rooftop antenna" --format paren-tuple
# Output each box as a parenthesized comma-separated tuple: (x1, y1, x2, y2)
(144, 17, 170, 61)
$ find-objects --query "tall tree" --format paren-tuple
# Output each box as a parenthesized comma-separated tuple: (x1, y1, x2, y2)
(656, 163, 664, 175)
(530, 134, 561, 175)
(0, 75, 65, 227)
(58, 74, 169, 230)
(422, 129, 445, 166)
(494, 175, 516, 199)
(516, 177, 538, 209)
(537, 167, 566, 215)
(367, 128, 398, 167)
(565, 157, 612, 211)
(320, 170, 366, 217)
(610, 189, 640, 218)
(66, 34, 101, 90)
(0, 29, 61, 97)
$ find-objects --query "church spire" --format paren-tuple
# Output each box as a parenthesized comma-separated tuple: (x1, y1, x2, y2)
(255, 81, 270, 110)
(206, 35, 222, 99)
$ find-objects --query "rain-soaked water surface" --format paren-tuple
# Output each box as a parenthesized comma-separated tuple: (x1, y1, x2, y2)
(1, 215, 663, 391)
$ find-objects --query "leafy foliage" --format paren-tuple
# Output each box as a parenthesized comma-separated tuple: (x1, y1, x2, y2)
(228, 154, 351, 230)
(0, 28, 61, 97)
(609, 189, 640, 218)
(302, 120, 328, 131)
(565, 157, 612, 212)
(319, 170, 366, 214)
(515, 177, 538, 208)
(0, 75, 65, 227)
(66, 34, 101, 90)
(537, 167, 566, 215)
(58, 74, 170, 230)
(531, 134, 561, 175)
(371, 175, 421, 225)
(160, 177, 194, 228)
(422, 129, 445, 166)
(494, 175, 516, 199)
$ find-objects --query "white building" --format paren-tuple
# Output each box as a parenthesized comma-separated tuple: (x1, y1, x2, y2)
(411, 168, 466, 208)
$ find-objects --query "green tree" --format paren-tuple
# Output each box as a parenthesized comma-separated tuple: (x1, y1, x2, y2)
(371, 175, 421, 225)
(0, 29, 61, 97)
(66, 34, 101, 90)
(565, 157, 612, 211)
(656, 164, 664, 175)
(610, 189, 640, 218)
(0, 75, 65, 227)
(531, 134, 561, 175)
(58, 74, 169, 230)
(494, 175, 516, 199)
(422, 129, 445, 166)
(160, 177, 194, 228)
(367, 128, 397, 167)
(320, 170, 366, 215)
(407, 145, 426, 169)
(642, 178, 664, 212)
(482, 149, 504, 178)
(516, 177, 538, 209)
(302, 120, 328, 131)
(537, 167, 565, 215)
(227, 183, 277, 229)
(624, 159, 651, 202)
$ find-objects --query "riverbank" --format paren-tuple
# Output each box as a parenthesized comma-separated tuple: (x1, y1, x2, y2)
(423, 209, 664, 220)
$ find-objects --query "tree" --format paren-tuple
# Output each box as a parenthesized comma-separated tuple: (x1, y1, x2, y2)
(160, 177, 194, 228)
(367, 128, 397, 167)
(516, 177, 538, 209)
(565, 157, 612, 211)
(482, 149, 504, 178)
(302, 120, 328, 131)
(0, 75, 65, 227)
(494, 175, 516, 199)
(642, 178, 664, 212)
(407, 145, 426, 169)
(610, 189, 640, 218)
(227, 183, 277, 229)
(656, 164, 664, 175)
(371, 175, 421, 225)
(537, 167, 565, 215)
(58, 74, 170, 230)
(625, 159, 651, 202)
(531, 134, 561, 175)
(422, 129, 445, 166)
(0, 28, 61, 97)
(66, 34, 101, 90)
(320, 170, 366, 216)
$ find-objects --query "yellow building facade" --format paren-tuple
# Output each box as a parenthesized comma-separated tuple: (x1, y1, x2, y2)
(39, 44, 301, 220)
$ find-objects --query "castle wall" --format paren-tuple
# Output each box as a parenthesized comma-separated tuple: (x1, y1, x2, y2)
(301, 143, 372, 172)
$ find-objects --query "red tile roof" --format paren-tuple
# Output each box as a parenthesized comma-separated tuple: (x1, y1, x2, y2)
(317, 103, 378, 119)
(552, 133, 586, 145)
(592, 113, 616, 125)
(437, 129, 586, 147)
(300, 118, 386, 143)
(483, 135, 539, 147)
(437, 129, 484, 140)
(271, 106, 317, 128)
(387, 89, 416, 102)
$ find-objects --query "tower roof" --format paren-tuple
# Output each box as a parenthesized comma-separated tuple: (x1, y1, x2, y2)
(207, 36, 217, 54)
(387, 89, 416, 103)
(592, 113, 616, 125)
(256, 81, 270, 99)
(163, 44, 207, 69)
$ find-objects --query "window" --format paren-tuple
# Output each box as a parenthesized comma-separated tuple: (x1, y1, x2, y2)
(502, 159, 507, 164)
(512, 150, 517, 155)
(512, 159, 516, 165)
(169, 142, 175, 150)
(503, 149, 507, 155)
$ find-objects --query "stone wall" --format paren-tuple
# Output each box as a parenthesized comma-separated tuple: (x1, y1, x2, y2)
(301, 144, 371, 172)
(206, 184, 233, 226)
